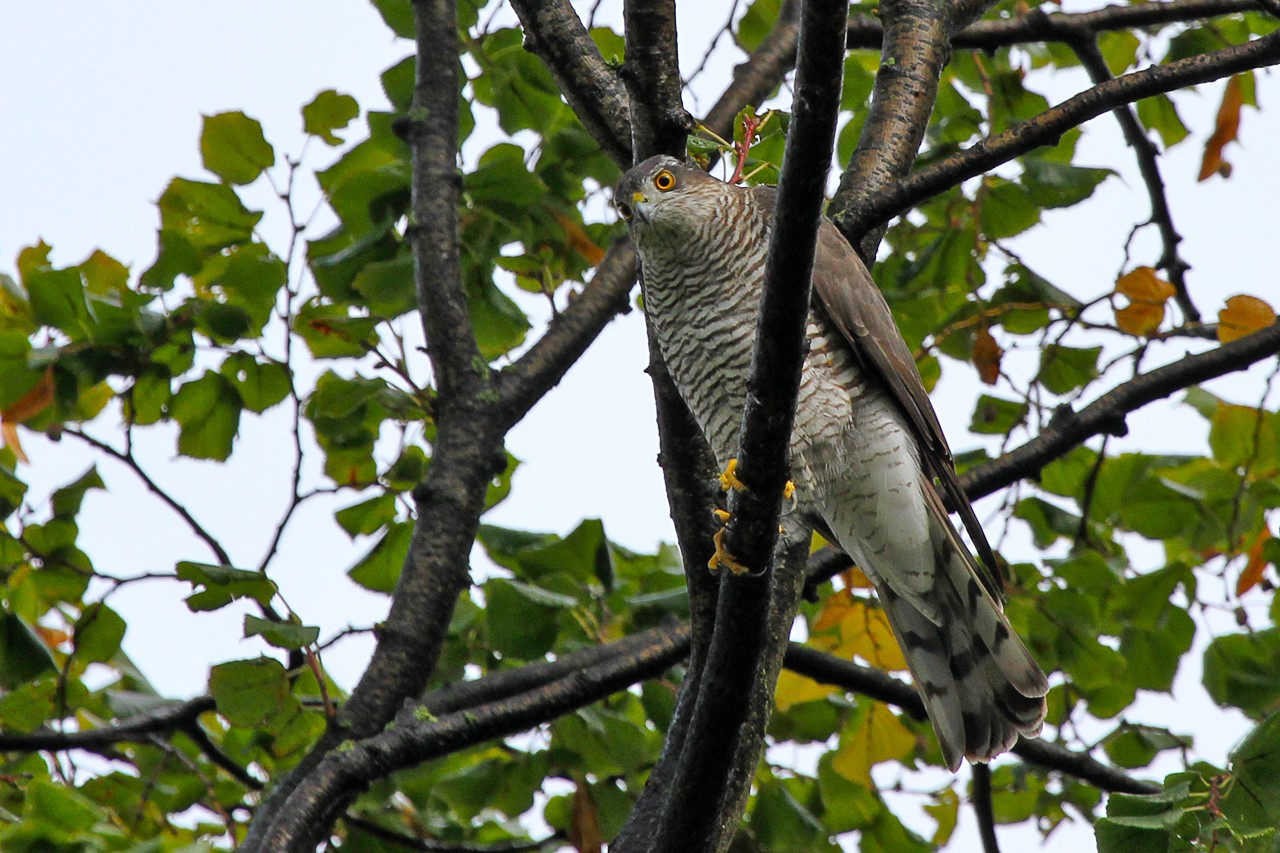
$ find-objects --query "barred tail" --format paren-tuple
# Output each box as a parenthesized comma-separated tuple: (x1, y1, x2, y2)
(877, 548, 1048, 771)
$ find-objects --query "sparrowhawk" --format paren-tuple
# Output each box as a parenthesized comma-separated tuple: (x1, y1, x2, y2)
(616, 155, 1048, 770)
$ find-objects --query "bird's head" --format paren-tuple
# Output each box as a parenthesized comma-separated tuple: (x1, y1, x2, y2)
(614, 155, 724, 235)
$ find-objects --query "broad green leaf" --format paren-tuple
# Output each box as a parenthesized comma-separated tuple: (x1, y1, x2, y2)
(969, 395, 1028, 435)
(1137, 95, 1190, 149)
(219, 353, 290, 413)
(1038, 345, 1101, 395)
(302, 89, 360, 145)
(73, 603, 126, 663)
(348, 521, 413, 593)
(1222, 712, 1280, 830)
(295, 299, 380, 358)
(244, 615, 320, 650)
(0, 612, 57, 690)
(19, 243, 93, 340)
(485, 578, 568, 658)
(335, 493, 398, 538)
(1022, 160, 1113, 209)
(1203, 629, 1280, 719)
(157, 178, 262, 252)
(50, 467, 104, 519)
(170, 371, 243, 460)
(177, 561, 278, 612)
(200, 111, 275, 184)
(209, 657, 293, 728)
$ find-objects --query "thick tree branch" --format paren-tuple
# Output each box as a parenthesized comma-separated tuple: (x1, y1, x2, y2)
(248, 624, 690, 851)
(830, 0, 959, 259)
(507, 0, 632, 165)
(963, 322, 1280, 498)
(495, 239, 637, 425)
(243, 3, 503, 847)
(647, 3, 849, 850)
(1069, 35, 1199, 322)
(0, 696, 215, 752)
(845, 0, 1263, 51)
(344, 814, 562, 852)
(841, 31, 1280, 239)
(622, 0, 693, 159)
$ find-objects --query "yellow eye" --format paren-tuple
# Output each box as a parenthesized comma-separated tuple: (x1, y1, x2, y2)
(653, 169, 676, 192)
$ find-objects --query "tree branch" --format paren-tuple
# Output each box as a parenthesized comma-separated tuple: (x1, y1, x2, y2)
(1068, 35, 1198, 322)
(507, 0, 633, 165)
(648, 2, 849, 849)
(844, 0, 1263, 51)
(247, 623, 690, 851)
(782, 643, 1161, 795)
(840, 31, 1280, 239)
(962, 322, 1280, 500)
(0, 696, 215, 752)
(829, 0, 957, 259)
(344, 814, 562, 852)
(622, 0, 693, 160)
(971, 763, 1001, 853)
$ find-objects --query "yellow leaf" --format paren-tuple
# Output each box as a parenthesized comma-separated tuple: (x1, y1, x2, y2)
(831, 702, 916, 784)
(972, 326, 1002, 385)
(1236, 527, 1273, 597)
(1199, 75, 1243, 182)
(1114, 267, 1175, 336)
(815, 597, 908, 671)
(1218, 294, 1277, 343)
(842, 566, 874, 590)
(774, 669, 837, 711)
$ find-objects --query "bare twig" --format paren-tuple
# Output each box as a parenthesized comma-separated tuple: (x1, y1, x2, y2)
(972, 763, 1001, 853)
(1068, 35, 1199, 322)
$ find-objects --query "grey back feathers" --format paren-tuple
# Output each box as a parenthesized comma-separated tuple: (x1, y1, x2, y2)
(617, 155, 1048, 771)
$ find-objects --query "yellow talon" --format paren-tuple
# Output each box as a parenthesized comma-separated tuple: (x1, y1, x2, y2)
(708, 526, 750, 575)
(719, 459, 747, 492)
(783, 480, 795, 500)
(712, 508, 731, 523)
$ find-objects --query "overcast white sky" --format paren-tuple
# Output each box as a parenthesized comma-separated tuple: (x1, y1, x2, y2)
(2, 2, 1279, 851)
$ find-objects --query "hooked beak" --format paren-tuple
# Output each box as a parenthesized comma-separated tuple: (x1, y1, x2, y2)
(631, 190, 655, 224)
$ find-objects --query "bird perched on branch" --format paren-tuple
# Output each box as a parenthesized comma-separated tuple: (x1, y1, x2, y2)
(615, 154, 1048, 770)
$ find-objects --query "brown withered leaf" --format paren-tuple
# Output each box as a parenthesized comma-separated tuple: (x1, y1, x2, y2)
(553, 211, 606, 266)
(568, 781, 603, 853)
(1236, 528, 1273, 597)
(1114, 267, 1175, 336)
(1198, 75, 1243, 182)
(972, 326, 1002, 385)
(1218, 294, 1277, 343)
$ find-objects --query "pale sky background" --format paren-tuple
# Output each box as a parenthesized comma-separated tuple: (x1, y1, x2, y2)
(2, 2, 1278, 851)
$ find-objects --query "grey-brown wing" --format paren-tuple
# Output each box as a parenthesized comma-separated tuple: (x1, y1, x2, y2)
(808, 215, 1004, 597)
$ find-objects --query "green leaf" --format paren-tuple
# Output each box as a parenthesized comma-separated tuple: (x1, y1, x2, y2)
(969, 395, 1029, 435)
(1203, 629, 1280, 719)
(1210, 404, 1280, 472)
(158, 178, 262, 253)
(140, 228, 203, 291)
(0, 612, 57, 690)
(201, 111, 275, 185)
(51, 467, 104, 519)
(353, 255, 416, 318)
(73, 603, 126, 663)
(336, 493, 398, 538)
(371, 0, 414, 38)
(485, 578, 569, 658)
(295, 299, 380, 358)
(209, 657, 292, 727)
(1038, 345, 1101, 394)
(3, 779, 104, 844)
(303, 89, 360, 145)
(170, 371, 243, 460)
(737, 0, 783, 52)
(244, 615, 320, 650)
(348, 521, 413, 593)
(177, 561, 278, 612)
(1222, 712, 1280, 830)
(1137, 95, 1190, 149)
(980, 180, 1040, 239)
(381, 57, 415, 112)
(219, 353, 291, 413)
(19, 243, 93, 340)
(1022, 160, 1113, 209)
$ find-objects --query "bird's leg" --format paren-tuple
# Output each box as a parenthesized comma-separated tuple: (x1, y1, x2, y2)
(707, 459, 796, 575)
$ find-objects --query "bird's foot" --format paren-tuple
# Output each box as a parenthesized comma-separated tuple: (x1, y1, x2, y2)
(719, 459, 747, 492)
(708, 525, 750, 575)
